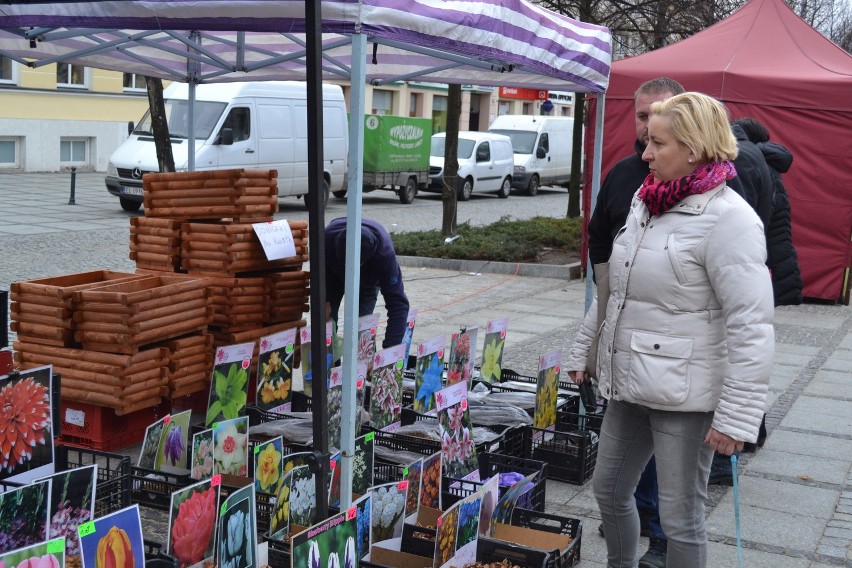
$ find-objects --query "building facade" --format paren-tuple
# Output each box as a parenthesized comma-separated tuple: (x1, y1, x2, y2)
(0, 57, 574, 173)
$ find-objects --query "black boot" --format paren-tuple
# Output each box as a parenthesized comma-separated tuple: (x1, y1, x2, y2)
(638, 537, 667, 568)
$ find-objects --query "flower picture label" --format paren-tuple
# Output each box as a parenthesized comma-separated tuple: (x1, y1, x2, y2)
(370, 344, 407, 431)
(480, 318, 509, 383)
(447, 327, 479, 387)
(291, 509, 357, 568)
(213, 417, 249, 477)
(414, 335, 448, 414)
(206, 341, 254, 427)
(0, 365, 54, 484)
(79, 504, 146, 568)
(254, 437, 284, 495)
(299, 322, 333, 398)
(402, 308, 418, 363)
(217, 483, 257, 568)
(167, 480, 220, 568)
(190, 429, 214, 481)
(436, 382, 479, 482)
(36, 463, 97, 558)
(533, 348, 562, 440)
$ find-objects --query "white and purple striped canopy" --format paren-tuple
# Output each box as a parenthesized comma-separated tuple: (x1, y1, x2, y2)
(0, 0, 611, 92)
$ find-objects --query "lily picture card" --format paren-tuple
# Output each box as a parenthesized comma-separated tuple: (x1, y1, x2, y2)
(0, 537, 65, 568)
(402, 308, 418, 365)
(290, 506, 358, 568)
(413, 335, 447, 414)
(36, 464, 97, 560)
(213, 416, 249, 477)
(206, 341, 254, 427)
(435, 381, 479, 482)
(357, 313, 379, 367)
(167, 477, 221, 568)
(79, 504, 146, 568)
(447, 327, 478, 386)
(299, 322, 333, 398)
(190, 428, 214, 480)
(0, 365, 55, 484)
(370, 343, 406, 431)
(480, 318, 508, 383)
(253, 436, 285, 495)
(533, 349, 562, 439)
(256, 327, 296, 413)
(217, 483, 257, 568)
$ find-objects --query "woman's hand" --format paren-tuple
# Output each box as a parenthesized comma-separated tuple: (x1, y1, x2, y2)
(704, 428, 744, 456)
(568, 370, 587, 385)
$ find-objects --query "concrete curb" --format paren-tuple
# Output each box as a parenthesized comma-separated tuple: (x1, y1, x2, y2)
(397, 255, 583, 280)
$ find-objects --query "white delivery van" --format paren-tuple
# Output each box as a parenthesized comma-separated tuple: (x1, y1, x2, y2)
(105, 81, 348, 211)
(426, 131, 514, 201)
(488, 115, 575, 195)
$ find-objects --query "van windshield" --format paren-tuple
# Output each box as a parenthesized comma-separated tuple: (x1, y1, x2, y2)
(430, 137, 476, 159)
(490, 130, 537, 154)
(133, 100, 227, 140)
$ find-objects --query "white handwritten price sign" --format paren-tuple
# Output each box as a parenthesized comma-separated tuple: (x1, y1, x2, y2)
(252, 219, 297, 260)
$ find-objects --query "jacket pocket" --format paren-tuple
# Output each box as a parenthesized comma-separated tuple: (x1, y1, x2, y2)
(627, 330, 694, 405)
(666, 234, 687, 285)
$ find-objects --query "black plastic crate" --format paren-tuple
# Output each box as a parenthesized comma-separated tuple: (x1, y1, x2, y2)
(524, 426, 597, 485)
(143, 540, 178, 568)
(373, 459, 407, 485)
(556, 408, 604, 436)
(55, 445, 131, 517)
(479, 508, 582, 568)
(130, 466, 193, 510)
(442, 452, 547, 510)
(396, 407, 511, 455)
(500, 367, 579, 393)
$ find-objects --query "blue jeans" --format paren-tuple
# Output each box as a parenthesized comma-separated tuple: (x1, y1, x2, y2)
(634, 456, 666, 541)
(593, 400, 714, 568)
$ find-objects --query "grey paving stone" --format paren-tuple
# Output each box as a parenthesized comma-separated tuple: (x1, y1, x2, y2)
(707, 501, 826, 550)
(706, 542, 810, 568)
(780, 397, 852, 436)
(761, 431, 852, 460)
(746, 449, 850, 485)
(720, 476, 840, 518)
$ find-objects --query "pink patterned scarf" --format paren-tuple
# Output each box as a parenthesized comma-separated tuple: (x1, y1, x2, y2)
(638, 161, 737, 217)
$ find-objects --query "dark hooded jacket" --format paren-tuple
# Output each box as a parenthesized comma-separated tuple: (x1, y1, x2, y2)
(757, 141, 803, 305)
(731, 124, 774, 229)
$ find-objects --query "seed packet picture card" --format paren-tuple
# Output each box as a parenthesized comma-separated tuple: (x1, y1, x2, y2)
(0, 537, 65, 568)
(432, 500, 460, 568)
(370, 343, 406, 431)
(137, 414, 169, 470)
(357, 313, 379, 368)
(167, 476, 221, 568)
(402, 308, 418, 365)
(0, 479, 50, 552)
(352, 493, 371, 561)
(0, 365, 55, 484)
(190, 428, 214, 481)
(447, 327, 478, 386)
(213, 416, 249, 477)
(269, 464, 315, 541)
(435, 381, 479, 482)
(253, 436, 284, 495)
(156, 410, 192, 474)
(479, 317, 508, 383)
(491, 471, 539, 526)
(36, 464, 97, 561)
(477, 474, 499, 537)
(438, 493, 482, 568)
(299, 322, 333, 398)
(403, 458, 424, 518)
(413, 335, 447, 414)
(217, 483, 257, 568)
(420, 451, 442, 511)
(533, 348, 562, 439)
(327, 365, 344, 452)
(256, 328, 296, 413)
(206, 341, 254, 427)
(290, 507, 357, 568)
(370, 481, 408, 543)
(79, 504, 146, 568)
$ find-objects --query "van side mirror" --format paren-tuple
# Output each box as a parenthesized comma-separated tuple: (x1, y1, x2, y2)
(127, 121, 134, 136)
(216, 128, 234, 146)
(536, 147, 547, 159)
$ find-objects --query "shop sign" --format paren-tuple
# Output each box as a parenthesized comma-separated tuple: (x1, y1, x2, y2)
(499, 87, 548, 100)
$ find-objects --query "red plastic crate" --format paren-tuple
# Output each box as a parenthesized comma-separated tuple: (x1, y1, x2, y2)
(59, 399, 171, 451)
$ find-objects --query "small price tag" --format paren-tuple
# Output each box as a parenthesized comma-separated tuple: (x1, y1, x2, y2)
(285, 345, 294, 354)
(396, 360, 404, 369)
(397, 480, 408, 491)
(46, 539, 65, 554)
(78, 521, 95, 538)
(242, 358, 251, 370)
(403, 467, 409, 477)
(254, 445, 261, 454)
(211, 474, 222, 487)
(346, 507, 357, 521)
(365, 432, 375, 443)
(221, 503, 228, 517)
(436, 516, 443, 528)
(163, 414, 171, 424)
(212, 422, 219, 430)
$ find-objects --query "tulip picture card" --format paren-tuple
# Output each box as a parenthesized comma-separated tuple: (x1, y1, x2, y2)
(0, 365, 55, 484)
(253, 436, 285, 495)
(156, 410, 192, 474)
(206, 342, 254, 427)
(256, 328, 296, 413)
(370, 343, 406, 431)
(270, 464, 315, 541)
(447, 327, 478, 386)
(533, 349, 562, 441)
(79, 504, 146, 568)
(291, 506, 358, 568)
(299, 322, 333, 398)
(479, 318, 508, 383)
(190, 428, 214, 481)
(217, 483, 257, 568)
(413, 335, 447, 414)
(435, 381, 479, 482)
(213, 416, 249, 477)
(0, 537, 65, 568)
(36, 465, 97, 561)
(0, 479, 50, 552)
(167, 477, 221, 568)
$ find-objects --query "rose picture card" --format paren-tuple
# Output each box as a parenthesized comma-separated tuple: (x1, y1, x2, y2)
(167, 477, 221, 568)
(479, 318, 508, 383)
(299, 322, 333, 398)
(256, 328, 296, 413)
(435, 381, 479, 482)
(79, 504, 146, 568)
(533, 349, 562, 440)
(213, 416, 249, 477)
(447, 327, 478, 386)
(370, 343, 406, 431)
(217, 483, 257, 568)
(0, 365, 55, 484)
(0, 537, 65, 568)
(206, 342, 254, 427)
(413, 335, 447, 414)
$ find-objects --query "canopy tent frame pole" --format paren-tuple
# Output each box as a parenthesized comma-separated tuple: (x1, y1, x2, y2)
(339, 31, 367, 511)
(585, 93, 606, 313)
(186, 31, 201, 172)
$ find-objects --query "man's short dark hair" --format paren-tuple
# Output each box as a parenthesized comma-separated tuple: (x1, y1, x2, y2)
(732, 117, 771, 144)
(635, 77, 685, 99)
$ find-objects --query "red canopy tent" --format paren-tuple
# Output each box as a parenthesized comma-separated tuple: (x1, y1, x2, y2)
(583, 0, 852, 302)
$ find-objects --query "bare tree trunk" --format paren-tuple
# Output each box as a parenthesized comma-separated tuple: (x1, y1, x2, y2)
(441, 84, 462, 236)
(566, 92, 585, 218)
(146, 77, 175, 173)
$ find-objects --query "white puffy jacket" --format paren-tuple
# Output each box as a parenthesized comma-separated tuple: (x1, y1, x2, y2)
(592, 184, 774, 443)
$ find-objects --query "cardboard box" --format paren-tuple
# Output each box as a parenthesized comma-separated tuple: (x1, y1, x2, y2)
(366, 542, 432, 568)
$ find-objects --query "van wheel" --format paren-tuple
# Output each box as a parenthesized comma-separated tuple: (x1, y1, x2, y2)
(399, 177, 417, 204)
(497, 177, 511, 199)
(119, 197, 142, 212)
(304, 179, 330, 212)
(457, 177, 473, 202)
(333, 189, 347, 199)
(527, 175, 540, 196)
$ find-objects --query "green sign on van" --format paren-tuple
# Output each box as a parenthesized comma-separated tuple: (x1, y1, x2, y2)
(362, 114, 432, 173)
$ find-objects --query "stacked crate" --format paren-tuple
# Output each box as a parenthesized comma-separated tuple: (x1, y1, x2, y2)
(129, 217, 182, 272)
(161, 333, 214, 399)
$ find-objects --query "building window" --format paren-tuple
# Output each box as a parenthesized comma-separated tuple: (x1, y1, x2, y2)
(372, 89, 394, 115)
(498, 101, 511, 115)
(60, 138, 88, 163)
(0, 56, 16, 84)
(123, 73, 147, 91)
(409, 93, 422, 117)
(431, 95, 448, 133)
(57, 63, 87, 88)
(522, 102, 532, 115)
(0, 138, 19, 167)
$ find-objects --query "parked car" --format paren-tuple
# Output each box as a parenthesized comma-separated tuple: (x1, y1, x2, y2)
(426, 131, 514, 201)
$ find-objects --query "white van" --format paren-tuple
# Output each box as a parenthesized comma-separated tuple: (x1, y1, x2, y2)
(426, 131, 514, 201)
(488, 115, 575, 196)
(105, 81, 348, 211)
